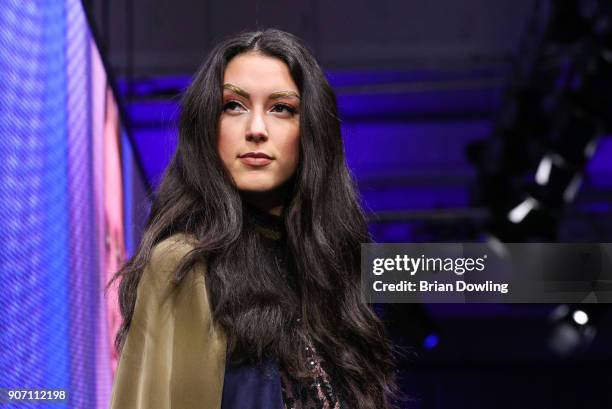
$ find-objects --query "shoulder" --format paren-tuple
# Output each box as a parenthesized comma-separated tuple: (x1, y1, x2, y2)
(134, 233, 216, 327)
(150, 233, 199, 268)
(112, 235, 226, 409)
(145, 233, 202, 281)
(138, 233, 207, 303)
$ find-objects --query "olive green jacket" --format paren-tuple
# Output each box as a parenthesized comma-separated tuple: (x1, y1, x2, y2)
(109, 235, 227, 409)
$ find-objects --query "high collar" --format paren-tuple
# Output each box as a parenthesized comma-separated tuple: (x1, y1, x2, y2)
(244, 203, 284, 241)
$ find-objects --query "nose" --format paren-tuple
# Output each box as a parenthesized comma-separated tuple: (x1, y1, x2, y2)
(245, 111, 268, 143)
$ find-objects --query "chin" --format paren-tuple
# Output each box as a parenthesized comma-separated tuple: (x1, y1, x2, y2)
(236, 181, 280, 193)
(234, 173, 294, 194)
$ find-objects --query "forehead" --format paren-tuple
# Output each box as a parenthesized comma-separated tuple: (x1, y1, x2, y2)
(223, 52, 298, 94)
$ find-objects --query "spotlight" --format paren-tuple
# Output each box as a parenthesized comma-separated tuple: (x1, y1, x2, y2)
(535, 155, 554, 185)
(487, 193, 557, 241)
(572, 309, 589, 325)
(423, 333, 440, 350)
(468, 0, 611, 242)
(507, 197, 540, 224)
(548, 304, 605, 356)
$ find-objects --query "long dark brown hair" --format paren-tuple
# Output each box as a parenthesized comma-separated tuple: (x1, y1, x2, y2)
(111, 29, 399, 408)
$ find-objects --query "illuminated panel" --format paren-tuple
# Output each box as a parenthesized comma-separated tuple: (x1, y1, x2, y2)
(0, 0, 71, 398)
(65, 0, 103, 407)
(0, 1, 132, 407)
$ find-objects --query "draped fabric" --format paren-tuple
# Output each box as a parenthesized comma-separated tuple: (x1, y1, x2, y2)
(111, 207, 346, 408)
(110, 235, 227, 409)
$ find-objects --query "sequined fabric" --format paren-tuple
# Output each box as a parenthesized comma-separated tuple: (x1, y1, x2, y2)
(279, 340, 342, 409)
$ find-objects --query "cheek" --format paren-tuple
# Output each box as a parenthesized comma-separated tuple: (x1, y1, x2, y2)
(217, 120, 239, 165)
(279, 130, 300, 173)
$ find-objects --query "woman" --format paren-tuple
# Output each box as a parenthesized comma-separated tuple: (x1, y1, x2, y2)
(110, 29, 398, 409)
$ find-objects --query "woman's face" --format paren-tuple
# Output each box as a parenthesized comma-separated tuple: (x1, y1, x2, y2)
(218, 52, 300, 197)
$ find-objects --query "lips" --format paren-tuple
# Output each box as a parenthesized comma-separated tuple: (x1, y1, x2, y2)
(238, 151, 273, 166)
(239, 152, 272, 159)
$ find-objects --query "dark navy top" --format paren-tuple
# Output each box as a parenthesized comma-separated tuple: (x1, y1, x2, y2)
(221, 204, 343, 409)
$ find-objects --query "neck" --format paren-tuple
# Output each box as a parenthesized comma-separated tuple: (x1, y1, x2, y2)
(243, 199, 284, 241)
(241, 191, 285, 217)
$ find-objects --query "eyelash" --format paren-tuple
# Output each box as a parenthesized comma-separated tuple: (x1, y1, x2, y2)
(222, 101, 244, 112)
(222, 101, 297, 115)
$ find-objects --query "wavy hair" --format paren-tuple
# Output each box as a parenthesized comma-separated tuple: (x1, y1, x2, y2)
(111, 29, 398, 409)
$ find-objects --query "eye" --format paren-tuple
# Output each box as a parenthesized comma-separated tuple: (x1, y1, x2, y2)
(270, 103, 297, 115)
(222, 101, 246, 113)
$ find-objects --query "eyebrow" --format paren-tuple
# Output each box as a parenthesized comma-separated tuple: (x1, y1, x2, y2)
(223, 83, 300, 100)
